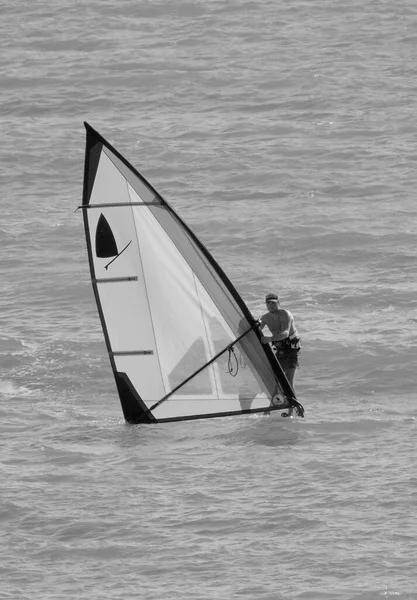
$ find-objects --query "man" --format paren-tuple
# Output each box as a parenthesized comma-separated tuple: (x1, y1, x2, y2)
(258, 292, 301, 397)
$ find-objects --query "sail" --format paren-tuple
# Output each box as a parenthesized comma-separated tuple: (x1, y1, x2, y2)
(81, 122, 303, 423)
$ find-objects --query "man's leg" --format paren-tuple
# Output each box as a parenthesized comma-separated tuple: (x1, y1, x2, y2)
(284, 367, 296, 393)
(284, 367, 296, 416)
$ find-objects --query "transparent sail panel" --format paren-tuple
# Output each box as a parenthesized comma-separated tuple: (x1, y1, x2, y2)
(151, 306, 275, 420)
(177, 345, 266, 401)
(153, 344, 271, 420)
(167, 337, 213, 394)
(168, 321, 269, 402)
(146, 204, 283, 398)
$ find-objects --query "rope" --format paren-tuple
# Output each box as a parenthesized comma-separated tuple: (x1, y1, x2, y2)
(227, 346, 239, 377)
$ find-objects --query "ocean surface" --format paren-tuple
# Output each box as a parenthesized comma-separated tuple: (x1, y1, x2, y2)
(1, 0, 416, 598)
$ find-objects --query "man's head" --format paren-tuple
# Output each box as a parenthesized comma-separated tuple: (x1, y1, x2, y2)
(265, 293, 279, 311)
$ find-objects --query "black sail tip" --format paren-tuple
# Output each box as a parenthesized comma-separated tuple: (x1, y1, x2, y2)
(84, 121, 103, 145)
(115, 372, 157, 424)
(83, 124, 103, 207)
(84, 121, 96, 133)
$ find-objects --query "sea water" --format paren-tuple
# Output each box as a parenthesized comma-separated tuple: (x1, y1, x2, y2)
(1, 1, 416, 598)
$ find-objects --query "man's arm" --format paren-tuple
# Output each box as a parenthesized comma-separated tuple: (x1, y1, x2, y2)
(257, 318, 272, 345)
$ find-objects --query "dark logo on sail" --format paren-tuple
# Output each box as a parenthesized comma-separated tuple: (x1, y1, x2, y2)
(96, 214, 118, 258)
(95, 213, 132, 270)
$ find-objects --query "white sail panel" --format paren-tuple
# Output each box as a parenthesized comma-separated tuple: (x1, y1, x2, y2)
(89, 151, 132, 206)
(84, 151, 165, 403)
(97, 281, 155, 353)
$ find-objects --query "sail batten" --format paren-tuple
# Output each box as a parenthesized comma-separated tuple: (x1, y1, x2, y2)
(81, 122, 303, 423)
(81, 202, 157, 209)
(94, 277, 138, 283)
(111, 351, 154, 356)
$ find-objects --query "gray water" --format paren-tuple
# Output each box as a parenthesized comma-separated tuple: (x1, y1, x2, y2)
(1, 1, 416, 598)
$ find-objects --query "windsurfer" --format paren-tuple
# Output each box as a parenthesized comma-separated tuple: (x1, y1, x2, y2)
(258, 293, 301, 413)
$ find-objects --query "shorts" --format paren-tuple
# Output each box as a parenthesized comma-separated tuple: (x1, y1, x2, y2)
(271, 338, 301, 370)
